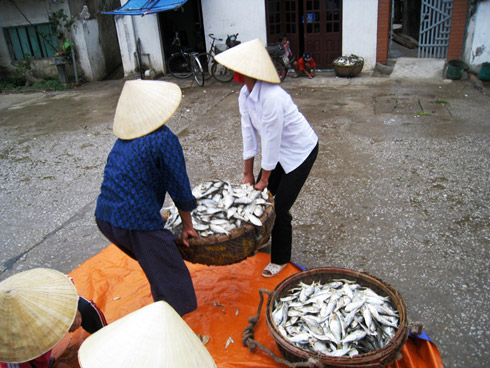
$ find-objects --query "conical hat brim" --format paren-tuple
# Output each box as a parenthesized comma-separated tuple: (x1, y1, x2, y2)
(0, 268, 78, 363)
(214, 39, 280, 84)
(112, 80, 182, 140)
(78, 301, 216, 368)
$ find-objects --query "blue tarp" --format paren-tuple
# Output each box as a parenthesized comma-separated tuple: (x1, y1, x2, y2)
(102, 0, 187, 15)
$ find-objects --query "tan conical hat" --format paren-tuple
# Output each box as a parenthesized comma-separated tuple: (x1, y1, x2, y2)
(112, 80, 182, 140)
(78, 301, 216, 368)
(0, 268, 78, 363)
(214, 38, 281, 84)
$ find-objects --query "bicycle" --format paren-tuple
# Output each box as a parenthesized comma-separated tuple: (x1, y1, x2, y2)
(266, 43, 288, 82)
(198, 33, 239, 83)
(166, 32, 205, 87)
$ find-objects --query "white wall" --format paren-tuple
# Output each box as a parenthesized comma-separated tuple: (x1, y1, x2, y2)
(464, 1, 490, 72)
(72, 19, 105, 81)
(114, 4, 165, 77)
(200, 0, 267, 53)
(342, 0, 378, 70)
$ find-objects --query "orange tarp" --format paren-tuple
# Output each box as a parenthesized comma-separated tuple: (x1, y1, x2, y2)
(51, 245, 443, 368)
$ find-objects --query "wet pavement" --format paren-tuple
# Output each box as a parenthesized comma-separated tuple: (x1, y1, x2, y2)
(1, 69, 489, 368)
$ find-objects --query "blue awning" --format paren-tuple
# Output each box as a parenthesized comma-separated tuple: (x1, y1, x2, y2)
(102, 0, 187, 15)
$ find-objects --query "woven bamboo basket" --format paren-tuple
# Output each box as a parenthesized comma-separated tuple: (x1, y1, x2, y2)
(333, 62, 363, 77)
(177, 193, 275, 266)
(265, 268, 409, 368)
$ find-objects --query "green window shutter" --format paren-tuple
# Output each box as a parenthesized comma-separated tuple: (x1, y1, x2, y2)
(17, 27, 32, 58)
(37, 24, 58, 57)
(27, 26, 42, 58)
(7, 28, 24, 60)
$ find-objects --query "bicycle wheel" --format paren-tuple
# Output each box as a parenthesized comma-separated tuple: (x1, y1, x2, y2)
(190, 54, 205, 87)
(197, 52, 213, 81)
(167, 53, 192, 79)
(272, 57, 287, 82)
(211, 62, 234, 83)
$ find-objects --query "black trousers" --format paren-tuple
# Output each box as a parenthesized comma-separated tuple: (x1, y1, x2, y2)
(95, 218, 197, 316)
(78, 296, 107, 333)
(259, 143, 318, 265)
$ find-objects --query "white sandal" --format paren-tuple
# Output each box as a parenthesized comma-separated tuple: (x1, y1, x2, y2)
(262, 263, 287, 278)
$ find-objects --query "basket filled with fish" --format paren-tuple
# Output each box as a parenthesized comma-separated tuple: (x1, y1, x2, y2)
(265, 268, 408, 367)
(164, 180, 275, 266)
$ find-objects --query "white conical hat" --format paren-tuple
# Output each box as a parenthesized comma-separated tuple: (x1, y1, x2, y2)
(0, 268, 78, 363)
(78, 301, 216, 368)
(214, 38, 281, 84)
(112, 80, 182, 140)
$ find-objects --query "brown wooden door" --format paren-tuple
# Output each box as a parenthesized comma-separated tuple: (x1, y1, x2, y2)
(266, 0, 342, 68)
(265, 0, 300, 60)
(303, 0, 342, 68)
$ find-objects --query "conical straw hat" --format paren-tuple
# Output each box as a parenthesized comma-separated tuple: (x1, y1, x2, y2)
(112, 80, 182, 140)
(214, 38, 280, 84)
(78, 301, 216, 368)
(0, 268, 78, 363)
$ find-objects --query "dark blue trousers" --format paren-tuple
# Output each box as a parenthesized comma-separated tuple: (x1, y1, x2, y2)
(96, 218, 197, 316)
(259, 143, 318, 265)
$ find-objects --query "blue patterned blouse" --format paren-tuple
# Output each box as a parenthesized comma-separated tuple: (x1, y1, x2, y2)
(95, 125, 196, 230)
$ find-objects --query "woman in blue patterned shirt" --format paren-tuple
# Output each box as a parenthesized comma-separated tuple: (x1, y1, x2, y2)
(95, 80, 198, 316)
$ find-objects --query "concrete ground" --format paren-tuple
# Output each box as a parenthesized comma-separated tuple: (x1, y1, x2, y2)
(1, 61, 489, 367)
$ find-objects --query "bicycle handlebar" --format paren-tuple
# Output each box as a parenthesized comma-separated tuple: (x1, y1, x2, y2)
(208, 33, 223, 42)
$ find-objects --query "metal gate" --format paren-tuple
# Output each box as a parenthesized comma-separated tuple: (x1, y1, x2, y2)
(418, 0, 453, 58)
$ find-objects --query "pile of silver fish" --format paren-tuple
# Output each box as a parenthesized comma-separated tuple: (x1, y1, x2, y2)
(163, 180, 271, 238)
(271, 278, 399, 358)
(333, 54, 364, 67)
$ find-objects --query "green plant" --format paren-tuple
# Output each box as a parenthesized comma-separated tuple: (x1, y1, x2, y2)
(435, 99, 449, 104)
(0, 78, 72, 91)
(7, 55, 32, 87)
(49, 9, 76, 55)
(416, 111, 431, 116)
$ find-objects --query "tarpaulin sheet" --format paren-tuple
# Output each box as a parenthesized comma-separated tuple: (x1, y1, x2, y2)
(101, 0, 187, 15)
(51, 245, 443, 368)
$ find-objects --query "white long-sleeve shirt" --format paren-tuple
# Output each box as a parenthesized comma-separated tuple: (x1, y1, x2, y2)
(238, 80, 318, 174)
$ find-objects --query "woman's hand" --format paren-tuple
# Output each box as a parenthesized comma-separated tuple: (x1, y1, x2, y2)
(241, 173, 255, 186)
(254, 169, 271, 191)
(179, 210, 198, 247)
(181, 225, 198, 248)
(254, 179, 268, 191)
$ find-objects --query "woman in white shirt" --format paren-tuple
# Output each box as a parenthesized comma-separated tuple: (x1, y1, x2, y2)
(215, 39, 319, 277)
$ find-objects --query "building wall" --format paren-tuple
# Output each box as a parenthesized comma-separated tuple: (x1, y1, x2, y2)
(342, 0, 379, 70)
(200, 0, 267, 52)
(0, 0, 120, 81)
(376, 0, 391, 64)
(463, 0, 490, 72)
(0, 0, 69, 69)
(72, 0, 121, 79)
(447, 0, 469, 61)
(114, 4, 164, 77)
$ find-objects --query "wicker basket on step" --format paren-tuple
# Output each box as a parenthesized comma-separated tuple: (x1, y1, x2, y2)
(266, 268, 409, 368)
(177, 193, 275, 266)
(333, 62, 363, 77)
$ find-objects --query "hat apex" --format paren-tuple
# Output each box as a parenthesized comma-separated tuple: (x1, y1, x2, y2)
(214, 39, 280, 84)
(112, 80, 182, 140)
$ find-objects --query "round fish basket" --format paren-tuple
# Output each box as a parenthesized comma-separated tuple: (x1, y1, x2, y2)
(333, 63, 363, 77)
(265, 268, 408, 368)
(177, 194, 275, 266)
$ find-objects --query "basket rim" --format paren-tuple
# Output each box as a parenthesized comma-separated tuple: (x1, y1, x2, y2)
(181, 192, 275, 247)
(265, 267, 409, 365)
